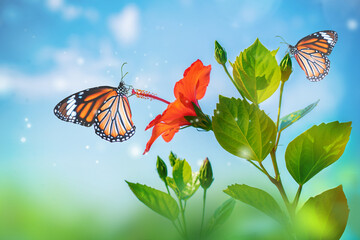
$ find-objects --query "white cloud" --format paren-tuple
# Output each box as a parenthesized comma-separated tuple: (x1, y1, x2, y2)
(45, 0, 98, 22)
(62, 5, 81, 20)
(108, 5, 140, 46)
(347, 19, 358, 30)
(46, 0, 63, 11)
(233, 0, 280, 25)
(0, 42, 124, 99)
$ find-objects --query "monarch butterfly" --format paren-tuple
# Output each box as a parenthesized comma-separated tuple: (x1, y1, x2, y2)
(289, 30, 338, 82)
(54, 66, 135, 142)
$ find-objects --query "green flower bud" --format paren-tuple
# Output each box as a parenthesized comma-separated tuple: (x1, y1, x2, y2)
(156, 156, 167, 181)
(199, 158, 214, 190)
(280, 53, 292, 82)
(215, 40, 227, 65)
(169, 151, 177, 167)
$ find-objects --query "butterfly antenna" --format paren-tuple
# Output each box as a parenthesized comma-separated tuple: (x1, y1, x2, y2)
(275, 35, 290, 46)
(120, 62, 128, 82)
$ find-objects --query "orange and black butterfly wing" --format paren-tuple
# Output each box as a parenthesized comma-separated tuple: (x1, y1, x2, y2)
(54, 86, 116, 126)
(295, 30, 338, 55)
(294, 49, 330, 82)
(94, 91, 135, 142)
(290, 30, 338, 81)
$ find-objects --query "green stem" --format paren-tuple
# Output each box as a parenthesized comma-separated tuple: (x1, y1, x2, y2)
(274, 81, 285, 151)
(259, 162, 276, 182)
(270, 150, 280, 181)
(247, 159, 266, 175)
(200, 189, 207, 237)
(165, 183, 171, 196)
(222, 64, 246, 100)
(269, 150, 293, 220)
(292, 184, 303, 210)
(179, 198, 188, 238)
(164, 182, 185, 237)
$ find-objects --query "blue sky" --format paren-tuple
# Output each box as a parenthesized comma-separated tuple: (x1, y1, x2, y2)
(0, 0, 359, 238)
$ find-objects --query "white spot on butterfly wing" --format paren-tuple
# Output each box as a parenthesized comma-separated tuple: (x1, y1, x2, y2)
(66, 104, 76, 116)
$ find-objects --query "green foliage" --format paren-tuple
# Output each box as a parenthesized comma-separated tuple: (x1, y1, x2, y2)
(172, 159, 200, 200)
(270, 47, 279, 56)
(232, 38, 281, 104)
(126, 181, 179, 221)
(224, 184, 284, 222)
(278, 100, 319, 132)
(212, 96, 276, 162)
(173, 160, 192, 192)
(296, 185, 349, 239)
(207, 199, 236, 233)
(285, 121, 352, 184)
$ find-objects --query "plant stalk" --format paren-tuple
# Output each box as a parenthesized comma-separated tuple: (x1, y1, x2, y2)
(222, 64, 246, 100)
(200, 189, 207, 238)
(275, 81, 285, 151)
(164, 182, 185, 237)
(292, 184, 303, 210)
(179, 198, 188, 238)
(247, 159, 266, 174)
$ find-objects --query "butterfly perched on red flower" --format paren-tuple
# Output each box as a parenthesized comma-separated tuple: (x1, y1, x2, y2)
(288, 30, 338, 82)
(54, 65, 135, 142)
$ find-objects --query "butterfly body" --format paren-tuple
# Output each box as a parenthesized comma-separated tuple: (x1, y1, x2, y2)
(54, 81, 136, 142)
(289, 30, 338, 82)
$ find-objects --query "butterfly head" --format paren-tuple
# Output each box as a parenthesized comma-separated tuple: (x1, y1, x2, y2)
(117, 81, 129, 95)
(117, 62, 131, 95)
(288, 45, 297, 55)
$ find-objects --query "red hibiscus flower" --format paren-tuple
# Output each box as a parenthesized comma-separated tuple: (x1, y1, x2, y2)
(143, 59, 211, 154)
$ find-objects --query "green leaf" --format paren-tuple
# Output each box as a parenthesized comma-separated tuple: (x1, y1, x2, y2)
(296, 185, 349, 240)
(212, 96, 276, 162)
(232, 38, 281, 104)
(180, 172, 200, 200)
(172, 160, 200, 200)
(270, 47, 279, 56)
(279, 100, 319, 132)
(173, 160, 192, 192)
(285, 121, 352, 185)
(166, 177, 180, 196)
(207, 199, 236, 233)
(126, 181, 179, 221)
(224, 184, 284, 222)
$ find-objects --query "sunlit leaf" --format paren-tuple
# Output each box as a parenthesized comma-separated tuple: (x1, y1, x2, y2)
(179, 172, 200, 200)
(173, 159, 192, 192)
(212, 96, 276, 162)
(285, 121, 352, 184)
(224, 184, 284, 222)
(207, 198, 236, 232)
(166, 177, 180, 196)
(232, 38, 281, 104)
(126, 181, 179, 221)
(270, 47, 279, 56)
(296, 185, 349, 240)
(172, 160, 200, 200)
(279, 100, 319, 131)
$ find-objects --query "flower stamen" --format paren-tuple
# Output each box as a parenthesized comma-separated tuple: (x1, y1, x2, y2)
(132, 89, 170, 104)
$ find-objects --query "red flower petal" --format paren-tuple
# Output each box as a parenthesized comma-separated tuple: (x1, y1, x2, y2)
(143, 59, 211, 154)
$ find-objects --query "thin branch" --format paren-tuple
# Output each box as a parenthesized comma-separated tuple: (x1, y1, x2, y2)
(222, 64, 247, 100)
